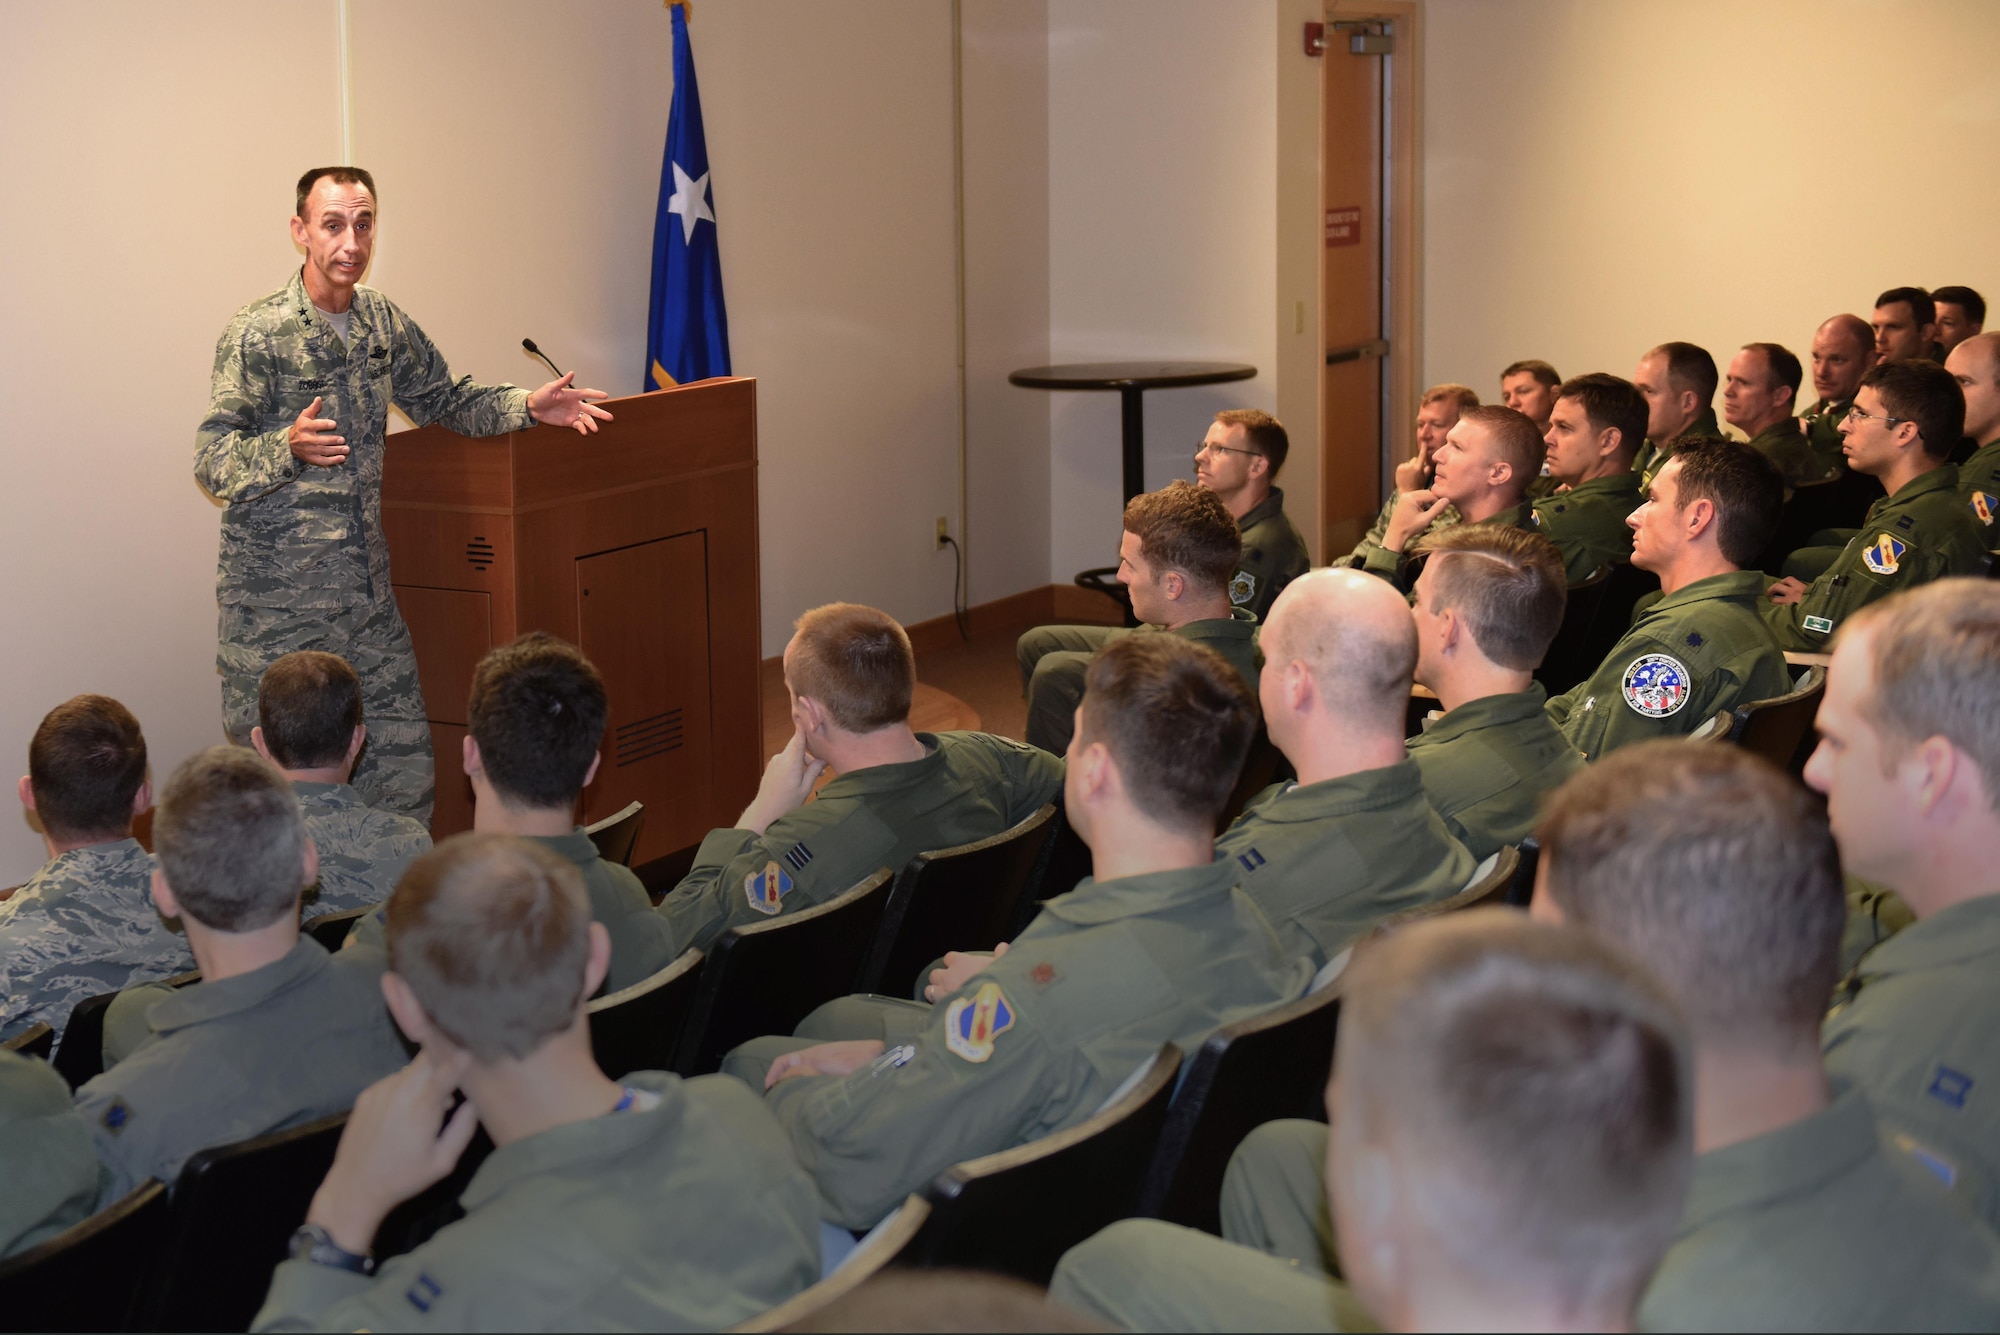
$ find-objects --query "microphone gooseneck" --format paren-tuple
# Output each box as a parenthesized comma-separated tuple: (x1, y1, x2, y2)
(522, 337, 565, 380)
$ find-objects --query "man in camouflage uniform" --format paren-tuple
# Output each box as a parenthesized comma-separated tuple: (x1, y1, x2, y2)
(1631, 342, 1725, 487)
(0, 696, 190, 1044)
(248, 652, 429, 917)
(195, 167, 610, 825)
(1531, 373, 1645, 582)
(1947, 332, 2000, 540)
(1193, 409, 1309, 621)
(1723, 343, 1821, 489)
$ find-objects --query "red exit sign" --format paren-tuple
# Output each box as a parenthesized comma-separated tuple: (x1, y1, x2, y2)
(1325, 206, 1362, 247)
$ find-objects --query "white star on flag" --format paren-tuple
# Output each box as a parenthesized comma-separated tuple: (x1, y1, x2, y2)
(666, 162, 715, 244)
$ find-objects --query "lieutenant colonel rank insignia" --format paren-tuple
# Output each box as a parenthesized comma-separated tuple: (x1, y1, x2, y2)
(1620, 653, 1691, 718)
(944, 981, 1016, 1063)
(1973, 492, 1997, 527)
(744, 861, 794, 916)
(1862, 533, 1908, 575)
(1229, 570, 1256, 606)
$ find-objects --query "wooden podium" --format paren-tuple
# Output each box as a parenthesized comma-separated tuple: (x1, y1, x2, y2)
(380, 377, 761, 865)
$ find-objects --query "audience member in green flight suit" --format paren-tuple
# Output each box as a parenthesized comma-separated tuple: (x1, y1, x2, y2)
(1946, 332, 2000, 542)
(1632, 341, 1724, 487)
(1801, 313, 1880, 477)
(1194, 409, 1310, 622)
(1934, 286, 1986, 357)
(1724, 342, 1822, 488)
(1531, 372, 1646, 581)
(1874, 285, 1943, 363)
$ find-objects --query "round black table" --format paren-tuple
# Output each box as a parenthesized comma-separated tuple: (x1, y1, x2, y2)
(1008, 361, 1258, 504)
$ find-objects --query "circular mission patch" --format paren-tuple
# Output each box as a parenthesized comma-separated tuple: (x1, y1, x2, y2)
(1621, 653, 1691, 718)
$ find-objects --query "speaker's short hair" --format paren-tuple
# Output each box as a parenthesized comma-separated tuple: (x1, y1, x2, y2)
(467, 634, 607, 810)
(788, 603, 916, 733)
(1421, 527, 1568, 670)
(1078, 635, 1255, 828)
(295, 166, 376, 217)
(1213, 408, 1291, 476)
(258, 652, 362, 770)
(154, 747, 307, 932)
(1859, 358, 1966, 461)
(1847, 580, 2000, 815)
(1123, 481, 1242, 596)
(28, 695, 146, 842)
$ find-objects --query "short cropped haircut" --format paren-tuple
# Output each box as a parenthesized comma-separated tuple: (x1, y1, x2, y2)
(28, 695, 147, 842)
(1742, 341, 1804, 397)
(257, 652, 362, 770)
(1422, 527, 1568, 670)
(1822, 313, 1875, 357)
(1538, 743, 1844, 1045)
(295, 166, 376, 217)
(1265, 572, 1419, 729)
(467, 633, 607, 810)
(388, 834, 593, 1062)
(1420, 383, 1480, 415)
(1859, 358, 1966, 460)
(1649, 342, 1719, 406)
(1933, 285, 1986, 325)
(1847, 580, 2000, 814)
(1666, 439, 1783, 568)
(1338, 910, 1691, 1313)
(1556, 373, 1649, 458)
(788, 603, 915, 733)
(1078, 635, 1255, 828)
(1875, 285, 1936, 328)
(1214, 408, 1291, 476)
(1457, 404, 1544, 483)
(1501, 359, 1560, 388)
(1123, 481, 1241, 596)
(154, 747, 307, 932)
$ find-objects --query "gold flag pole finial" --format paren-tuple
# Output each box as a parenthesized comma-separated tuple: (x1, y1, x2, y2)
(667, 0, 691, 18)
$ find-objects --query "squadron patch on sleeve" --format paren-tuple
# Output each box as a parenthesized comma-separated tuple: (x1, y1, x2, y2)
(1862, 533, 1908, 575)
(944, 981, 1016, 1063)
(1620, 653, 1691, 718)
(1229, 570, 1257, 606)
(1973, 492, 1997, 527)
(744, 861, 795, 916)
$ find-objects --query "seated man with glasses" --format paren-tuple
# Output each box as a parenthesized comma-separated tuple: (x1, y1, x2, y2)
(1193, 410, 1309, 621)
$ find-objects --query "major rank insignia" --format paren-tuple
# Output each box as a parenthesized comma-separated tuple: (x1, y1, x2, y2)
(1973, 492, 1997, 527)
(944, 981, 1016, 1063)
(1620, 653, 1690, 718)
(744, 861, 794, 916)
(1229, 570, 1256, 606)
(1862, 533, 1908, 575)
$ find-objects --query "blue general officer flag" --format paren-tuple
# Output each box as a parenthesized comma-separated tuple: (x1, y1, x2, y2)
(645, 2, 729, 389)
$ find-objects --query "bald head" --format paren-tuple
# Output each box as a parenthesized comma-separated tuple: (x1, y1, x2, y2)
(1262, 568, 1416, 730)
(1811, 314, 1876, 405)
(1947, 332, 2000, 446)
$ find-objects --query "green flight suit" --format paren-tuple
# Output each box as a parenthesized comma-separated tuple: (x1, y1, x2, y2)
(1824, 892, 2000, 1231)
(754, 860, 1313, 1229)
(77, 939, 408, 1203)
(1530, 471, 1641, 583)
(294, 780, 431, 917)
(1634, 406, 1724, 489)
(0, 1049, 100, 1260)
(1958, 439, 2000, 539)
(1214, 760, 1479, 968)
(1232, 487, 1312, 621)
(658, 731, 1064, 956)
(353, 829, 677, 995)
(1840, 877, 1915, 978)
(1548, 570, 1790, 760)
(196, 269, 536, 825)
(1744, 416, 1824, 489)
(1405, 686, 1586, 860)
(1800, 398, 1856, 480)
(1338, 500, 1537, 595)
(1762, 466, 1990, 651)
(1640, 1087, 2000, 1331)
(1018, 614, 1261, 754)
(0, 837, 192, 1043)
(251, 1071, 821, 1332)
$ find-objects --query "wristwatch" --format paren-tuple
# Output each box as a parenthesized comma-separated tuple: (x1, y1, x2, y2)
(288, 1223, 376, 1275)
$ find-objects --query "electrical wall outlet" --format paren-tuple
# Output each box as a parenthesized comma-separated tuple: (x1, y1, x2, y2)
(936, 516, 950, 549)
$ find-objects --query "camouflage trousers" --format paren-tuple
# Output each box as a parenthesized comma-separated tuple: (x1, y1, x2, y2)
(217, 598, 434, 826)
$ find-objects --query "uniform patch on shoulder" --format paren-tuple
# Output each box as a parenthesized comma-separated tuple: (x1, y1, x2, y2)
(406, 1273, 443, 1313)
(1895, 515, 1915, 531)
(1229, 570, 1257, 606)
(1862, 533, 1908, 575)
(1237, 847, 1267, 874)
(1928, 1065, 1973, 1109)
(1029, 961, 1060, 987)
(1973, 492, 1997, 526)
(1530, 510, 1542, 527)
(1620, 653, 1691, 718)
(944, 981, 1016, 1063)
(1893, 1132, 1959, 1189)
(1803, 615, 1836, 636)
(1684, 631, 1705, 648)
(744, 861, 795, 916)
(100, 1098, 132, 1135)
(783, 842, 814, 872)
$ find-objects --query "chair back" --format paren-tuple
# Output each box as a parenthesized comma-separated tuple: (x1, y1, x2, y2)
(302, 905, 370, 953)
(1508, 836, 1540, 908)
(588, 947, 703, 1080)
(1376, 846, 1521, 931)
(3, 1022, 54, 1060)
(1727, 665, 1827, 775)
(52, 991, 116, 1091)
(1012, 806, 1092, 940)
(898, 1043, 1182, 1286)
(859, 807, 1058, 998)
(584, 800, 648, 868)
(1532, 566, 1613, 696)
(674, 869, 894, 1076)
(1135, 986, 1342, 1234)
(1216, 725, 1286, 833)
(0, 1182, 170, 1333)
(1754, 470, 1868, 574)
(1543, 561, 1661, 698)
(135, 1112, 348, 1333)
(730, 1197, 934, 1333)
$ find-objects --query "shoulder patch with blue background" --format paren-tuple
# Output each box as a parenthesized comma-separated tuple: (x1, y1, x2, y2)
(1620, 653, 1690, 718)
(744, 861, 794, 916)
(1973, 492, 1996, 526)
(1862, 533, 1908, 575)
(944, 981, 1016, 1063)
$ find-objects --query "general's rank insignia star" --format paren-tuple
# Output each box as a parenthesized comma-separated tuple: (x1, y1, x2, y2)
(944, 981, 1016, 1063)
(743, 861, 794, 916)
(1862, 533, 1908, 575)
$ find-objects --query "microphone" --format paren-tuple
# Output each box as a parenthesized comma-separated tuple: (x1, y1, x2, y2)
(522, 338, 565, 380)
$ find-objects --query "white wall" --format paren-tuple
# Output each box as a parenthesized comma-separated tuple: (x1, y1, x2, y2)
(1422, 0, 2000, 398)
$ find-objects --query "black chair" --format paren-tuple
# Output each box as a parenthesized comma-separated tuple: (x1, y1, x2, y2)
(1074, 565, 1138, 626)
(1216, 725, 1286, 833)
(54, 970, 201, 1092)
(674, 869, 894, 1077)
(588, 947, 703, 1080)
(896, 1043, 1181, 1287)
(1756, 470, 1878, 575)
(731, 1196, 934, 1333)
(2, 1021, 54, 1060)
(370, 1127, 496, 1264)
(0, 1182, 170, 1333)
(1532, 566, 1612, 696)
(1508, 836, 1540, 908)
(1726, 665, 1827, 776)
(1135, 985, 1342, 1235)
(134, 1112, 349, 1333)
(585, 800, 647, 868)
(302, 905, 370, 952)
(859, 807, 1059, 999)
(1376, 846, 1521, 931)
(1558, 561, 1663, 694)
(1009, 805, 1093, 940)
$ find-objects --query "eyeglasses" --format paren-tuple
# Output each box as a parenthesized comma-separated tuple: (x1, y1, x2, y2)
(1193, 443, 1265, 463)
(1844, 404, 1905, 428)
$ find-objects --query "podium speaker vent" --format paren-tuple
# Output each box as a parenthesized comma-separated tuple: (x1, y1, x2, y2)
(615, 708, 685, 766)
(466, 538, 495, 570)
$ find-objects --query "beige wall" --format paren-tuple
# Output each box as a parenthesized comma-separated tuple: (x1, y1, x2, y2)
(1422, 0, 2000, 402)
